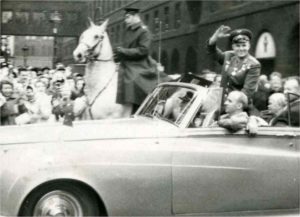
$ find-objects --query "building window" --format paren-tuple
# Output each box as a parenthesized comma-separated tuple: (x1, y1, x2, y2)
(103, 0, 107, 14)
(171, 49, 180, 74)
(2, 11, 13, 24)
(94, 7, 102, 21)
(144, 13, 149, 26)
(30, 45, 34, 56)
(42, 45, 46, 56)
(174, 3, 181, 29)
(161, 51, 168, 74)
(110, 27, 115, 43)
(116, 25, 120, 43)
(154, 10, 160, 33)
(164, 7, 169, 31)
(185, 47, 198, 74)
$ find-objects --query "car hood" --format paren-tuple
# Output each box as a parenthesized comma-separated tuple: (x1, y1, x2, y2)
(0, 117, 179, 145)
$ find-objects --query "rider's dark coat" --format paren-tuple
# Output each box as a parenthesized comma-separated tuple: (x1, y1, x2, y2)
(115, 22, 168, 106)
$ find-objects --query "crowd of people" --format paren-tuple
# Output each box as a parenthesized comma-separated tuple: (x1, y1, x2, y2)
(0, 7, 299, 130)
(0, 62, 85, 126)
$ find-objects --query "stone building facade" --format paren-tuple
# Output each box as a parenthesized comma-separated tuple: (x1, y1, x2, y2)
(93, 0, 299, 77)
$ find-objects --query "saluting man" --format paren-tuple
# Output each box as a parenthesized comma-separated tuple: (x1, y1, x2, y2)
(207, 25, 261, 104)
(114, 7, 168, 114)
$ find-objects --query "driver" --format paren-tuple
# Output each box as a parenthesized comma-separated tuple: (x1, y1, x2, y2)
(163, 90, 194, 121)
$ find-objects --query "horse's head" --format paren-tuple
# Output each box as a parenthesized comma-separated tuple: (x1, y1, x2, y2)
(73, 18, 111, 63)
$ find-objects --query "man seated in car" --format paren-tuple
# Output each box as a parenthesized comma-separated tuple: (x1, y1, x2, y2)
(163, 90, 194, 121)
(216, 90, 249, 132)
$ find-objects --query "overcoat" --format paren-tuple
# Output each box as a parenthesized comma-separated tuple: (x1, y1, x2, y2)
(115, 22, 168, 106)
(207, 43, 261, 101)
(270, 98, 300, 127)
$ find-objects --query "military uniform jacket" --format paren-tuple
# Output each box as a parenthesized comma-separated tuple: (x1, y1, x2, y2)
(207, 43, 261, 101)
(115, 22, 168, 105)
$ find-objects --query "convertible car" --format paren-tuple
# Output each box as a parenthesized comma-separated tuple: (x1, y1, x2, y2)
(0, 80, 299, 217)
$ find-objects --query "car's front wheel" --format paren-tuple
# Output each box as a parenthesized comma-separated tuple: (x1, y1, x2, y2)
(19, 182, 100, 216)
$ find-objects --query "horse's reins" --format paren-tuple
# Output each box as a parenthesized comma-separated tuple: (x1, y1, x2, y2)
(86, 68, 118, 120)
(79, 35, 116, 119)
(80, 35, 112, 62)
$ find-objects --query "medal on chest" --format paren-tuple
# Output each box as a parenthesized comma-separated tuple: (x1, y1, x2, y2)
(231, 67, 237, 76)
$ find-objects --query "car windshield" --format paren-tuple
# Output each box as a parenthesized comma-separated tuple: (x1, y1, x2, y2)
(138, 85, 197, 125)
(138, 84, 223, 128)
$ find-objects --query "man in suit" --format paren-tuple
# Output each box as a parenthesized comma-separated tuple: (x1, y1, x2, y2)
(207, 25, 261, 105)
(217, 91, 249, 132)
(114, 7, 168, 114)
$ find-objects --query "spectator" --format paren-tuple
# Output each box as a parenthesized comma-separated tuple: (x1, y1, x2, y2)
(0, 80, 26, 125)
(65, 76, 78, 100)
(207, 25, 261, 103)
(15, 85, 52, 124)
(39, 74, 51, 93)
(51, 84, 75, 126)
(34, 80, 52, 113)
(269, 71, 283, 93)
(0, 62, 10, 80)
(267, 93, 287, 125)
(41, 67, 50, 77)
(270, 76, 300, 127)
(252, 74, 271, 111)
(50, 70, 66, 96)
(217, 91, 249, 132)
(74, 77, 85, 98)
(18, 67, 31, 89)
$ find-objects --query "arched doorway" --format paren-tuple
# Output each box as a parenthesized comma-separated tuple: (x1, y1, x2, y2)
(287, 24, 299, 77)
(185, 47, 197, 74)
(171, 49, 180, 74)
(255, 32, 276, 76)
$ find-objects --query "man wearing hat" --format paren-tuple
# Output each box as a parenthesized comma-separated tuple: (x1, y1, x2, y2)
(114, 6, 169, 114)
(0, 62, 10, 80)
(207, 25, 261, 106)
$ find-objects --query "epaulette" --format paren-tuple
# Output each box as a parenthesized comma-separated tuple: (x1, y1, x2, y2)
(247, 55, 261, 66)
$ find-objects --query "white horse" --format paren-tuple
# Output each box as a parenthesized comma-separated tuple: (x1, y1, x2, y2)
(73, 19, 132, 119)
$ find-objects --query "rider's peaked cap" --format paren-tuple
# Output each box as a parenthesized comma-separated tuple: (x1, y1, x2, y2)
(124, 7, 140, 15)
(230, 28, 253, 44)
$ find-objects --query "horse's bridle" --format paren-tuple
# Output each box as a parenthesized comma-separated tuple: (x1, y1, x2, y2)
(79, 34, 111, 62)
(78, 32, 116, 119)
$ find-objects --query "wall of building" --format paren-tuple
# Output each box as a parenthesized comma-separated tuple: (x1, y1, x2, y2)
(13, 36, 53, 67)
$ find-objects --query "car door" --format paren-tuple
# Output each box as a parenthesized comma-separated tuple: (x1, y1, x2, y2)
(172, 127, 299, 215)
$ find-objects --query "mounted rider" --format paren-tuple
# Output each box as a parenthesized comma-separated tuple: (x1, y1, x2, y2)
(114, 7, 169, 114)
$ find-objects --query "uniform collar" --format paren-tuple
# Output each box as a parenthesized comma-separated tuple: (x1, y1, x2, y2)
(128, 22, 142, 30)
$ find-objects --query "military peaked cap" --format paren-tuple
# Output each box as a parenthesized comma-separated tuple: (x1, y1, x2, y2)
(124, 7, 140, 15)
(230, 28, 253, 44)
